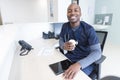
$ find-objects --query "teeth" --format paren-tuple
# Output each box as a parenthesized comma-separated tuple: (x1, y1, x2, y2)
(70, 16, 76, 19)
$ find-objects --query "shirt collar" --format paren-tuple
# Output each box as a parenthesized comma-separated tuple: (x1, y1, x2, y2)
(71, 25, 80, 31)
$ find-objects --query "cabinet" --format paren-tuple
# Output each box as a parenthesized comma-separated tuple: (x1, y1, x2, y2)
(48, 0, 71, 22)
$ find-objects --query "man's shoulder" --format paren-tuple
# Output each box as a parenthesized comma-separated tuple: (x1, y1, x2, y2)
(62, 22, 70, 28)
(80, 21, 94, 30)
(80, 21, 92, 27)
(63, 22, 70, 25)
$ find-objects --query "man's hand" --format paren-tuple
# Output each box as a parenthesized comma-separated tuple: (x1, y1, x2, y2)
(63, 62, 81, 79)
(63, 42, 75, 51)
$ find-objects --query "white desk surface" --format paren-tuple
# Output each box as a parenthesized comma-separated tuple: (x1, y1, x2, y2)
(19, 38, 91, 80)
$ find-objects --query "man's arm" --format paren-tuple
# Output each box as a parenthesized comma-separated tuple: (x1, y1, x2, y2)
(59, 37, 64, 49)
(60, 36, 102, 69)
(59, 37, 69, 54)
(78, 43, 102, 69)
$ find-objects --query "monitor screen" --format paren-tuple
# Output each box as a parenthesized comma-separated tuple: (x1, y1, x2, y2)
(53, 23, 63, 39)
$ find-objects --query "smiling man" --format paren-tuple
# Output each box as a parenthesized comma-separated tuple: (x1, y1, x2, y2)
(59, 3, 102, 79)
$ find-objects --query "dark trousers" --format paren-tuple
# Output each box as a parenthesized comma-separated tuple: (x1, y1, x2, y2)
(82, 64, 94, 75)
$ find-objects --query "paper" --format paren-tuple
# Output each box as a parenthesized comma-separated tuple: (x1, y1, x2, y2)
(38, 47, 54, 56)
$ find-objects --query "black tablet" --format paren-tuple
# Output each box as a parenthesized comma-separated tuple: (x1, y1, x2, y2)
(49, 59, 73, 75)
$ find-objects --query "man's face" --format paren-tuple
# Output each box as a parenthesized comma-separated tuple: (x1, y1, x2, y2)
(67, 4, 81, 23)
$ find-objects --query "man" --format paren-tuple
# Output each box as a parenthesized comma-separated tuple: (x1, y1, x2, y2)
(59, 3, 101, 79)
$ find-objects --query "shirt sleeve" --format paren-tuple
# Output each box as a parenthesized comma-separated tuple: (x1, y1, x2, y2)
(59, 37, 68, 54)
(77, 43, 102, 69)
(59, 37, 64, 49)
(59, 23, 69, 54)
(59, 23, 65, 49)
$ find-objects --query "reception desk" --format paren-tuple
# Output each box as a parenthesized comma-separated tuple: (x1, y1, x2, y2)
(17, 38, 91, 80)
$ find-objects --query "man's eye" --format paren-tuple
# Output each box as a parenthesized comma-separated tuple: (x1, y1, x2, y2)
(68, 10, 72, 13)
(75, 9, 79, 12)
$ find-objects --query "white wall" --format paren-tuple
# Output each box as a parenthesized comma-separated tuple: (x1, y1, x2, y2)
(47, 0, 71, 22)
(95, 0, 120, 45)
(57, 0, 71, 22)
(79, 0, 95, 25)
(0, 0, 48, 24)
(48, 0, 95, 23)
(0, 0, 96, 24)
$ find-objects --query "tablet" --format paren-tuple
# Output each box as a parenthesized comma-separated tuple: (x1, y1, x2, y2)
(49, 59, 73, 75)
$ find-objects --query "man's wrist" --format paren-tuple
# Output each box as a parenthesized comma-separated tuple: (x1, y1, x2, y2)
(77, 62, 82, 69)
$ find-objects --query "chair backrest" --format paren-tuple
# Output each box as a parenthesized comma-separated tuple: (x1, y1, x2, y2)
(90, 31, 108, 80)
(96, 31, 108, 51)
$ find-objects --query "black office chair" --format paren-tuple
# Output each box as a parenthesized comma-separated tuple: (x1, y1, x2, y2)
(57, 31, 108, 80)
(101, 76, 120, 80)
(89, 31, 108, 80)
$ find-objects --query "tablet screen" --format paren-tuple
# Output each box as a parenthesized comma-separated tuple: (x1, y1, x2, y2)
(49, 59, 73, 75)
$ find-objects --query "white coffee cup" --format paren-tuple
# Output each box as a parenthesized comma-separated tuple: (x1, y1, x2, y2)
(69, 39, 78, 50)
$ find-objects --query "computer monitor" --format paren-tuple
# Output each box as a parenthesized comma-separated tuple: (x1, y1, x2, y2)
(52, 23, 63, 39)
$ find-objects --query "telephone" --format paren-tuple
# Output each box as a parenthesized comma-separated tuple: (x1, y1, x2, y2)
(18, 40, 33, 56)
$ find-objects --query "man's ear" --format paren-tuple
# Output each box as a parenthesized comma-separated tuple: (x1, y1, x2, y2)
(80, 11, 82, 17)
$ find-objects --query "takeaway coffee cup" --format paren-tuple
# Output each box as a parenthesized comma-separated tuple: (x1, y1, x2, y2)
(69, 39, 78, 50)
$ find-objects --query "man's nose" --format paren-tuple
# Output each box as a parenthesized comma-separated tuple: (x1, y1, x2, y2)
(71, 11, 75, 14)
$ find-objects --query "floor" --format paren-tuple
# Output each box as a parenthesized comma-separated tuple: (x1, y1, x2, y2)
(8, 41, 120, 80)
(101, 42, 120, 78)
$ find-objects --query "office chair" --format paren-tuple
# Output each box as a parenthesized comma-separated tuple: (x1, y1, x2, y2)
(89, 31, 108, 80)
(57, 31, 108, 80)
(101, 76, 120, 80)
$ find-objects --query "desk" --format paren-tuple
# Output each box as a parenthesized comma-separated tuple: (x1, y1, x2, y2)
(18, 38, 91, 80)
